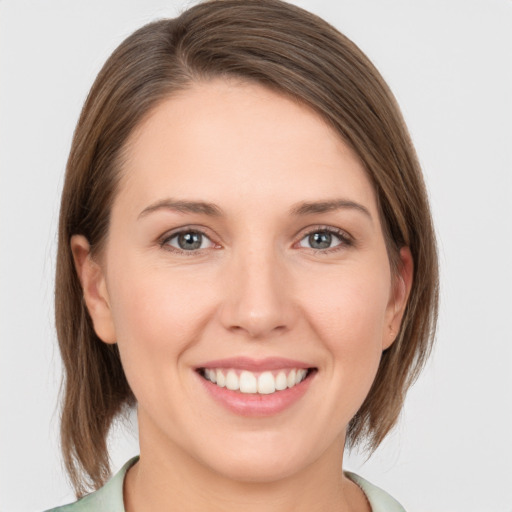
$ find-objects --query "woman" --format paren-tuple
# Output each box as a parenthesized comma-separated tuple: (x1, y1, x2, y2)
(49, 0, 438, 510)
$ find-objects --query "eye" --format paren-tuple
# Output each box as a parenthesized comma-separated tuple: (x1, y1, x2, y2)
(163, 230, 215, 252)
(298, 228, 352, 251)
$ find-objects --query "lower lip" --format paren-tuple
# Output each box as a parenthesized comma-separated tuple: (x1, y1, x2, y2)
(197, 371, 315, 417)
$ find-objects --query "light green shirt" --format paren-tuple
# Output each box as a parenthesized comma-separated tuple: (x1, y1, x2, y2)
(46, 457, 406, 512)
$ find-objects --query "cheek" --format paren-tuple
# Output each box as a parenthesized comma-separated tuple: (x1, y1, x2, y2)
(301, 268, 390, 343)
(298, 266, 390, 386)
(108, 252, 214, 334)
(104, 256, 218, 392)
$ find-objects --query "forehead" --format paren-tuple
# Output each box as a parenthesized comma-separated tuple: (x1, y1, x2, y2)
(117, 79, 378, 218)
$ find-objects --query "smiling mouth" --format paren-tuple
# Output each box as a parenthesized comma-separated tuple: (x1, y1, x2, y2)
(197, 367, 316, 395)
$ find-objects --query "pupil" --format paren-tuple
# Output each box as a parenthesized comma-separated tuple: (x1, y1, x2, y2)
(309, 232, 331, 249)
(178, 232, 202, 250)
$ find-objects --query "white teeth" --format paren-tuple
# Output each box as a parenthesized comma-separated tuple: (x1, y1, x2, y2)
(257, 371, 276, 394)
(275, 371, 288, 391)
(287, 369, 296, 388)
(216, 369, 226, 387)
(239, 371, 257, 393)
(226, 370, 239, 391)
(295, 369, 307, 384)
(205, 369, 216, 383)
(203, 368, 310, 394)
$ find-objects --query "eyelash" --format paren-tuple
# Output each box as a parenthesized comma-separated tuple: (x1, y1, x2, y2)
(159, 226, 354, 255)
(298, 226, 354, 254)
(159, 227, 218, 256)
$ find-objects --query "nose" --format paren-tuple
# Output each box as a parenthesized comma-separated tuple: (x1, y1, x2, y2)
(218, 245, 296, 339)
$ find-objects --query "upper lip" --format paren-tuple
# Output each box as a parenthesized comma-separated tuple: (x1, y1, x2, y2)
(196, 357, 315, 371)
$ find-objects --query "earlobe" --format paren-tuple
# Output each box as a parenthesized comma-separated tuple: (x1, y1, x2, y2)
(70, 235, 117, 344)
(383, 246, 414, 350)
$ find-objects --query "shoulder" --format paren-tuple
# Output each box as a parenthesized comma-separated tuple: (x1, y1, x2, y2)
(345, 471, 407, 512)
(43, 457, 139, 512)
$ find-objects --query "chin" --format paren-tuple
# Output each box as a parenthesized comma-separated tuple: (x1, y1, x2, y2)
(196, 432, 315, 484)
(214, 455, 303, 484)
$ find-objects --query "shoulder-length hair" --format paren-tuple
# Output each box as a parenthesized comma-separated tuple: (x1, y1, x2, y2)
(55, 0, 438, 497)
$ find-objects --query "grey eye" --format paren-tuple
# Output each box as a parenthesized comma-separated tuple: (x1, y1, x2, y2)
(167, 231, 213, 251)
(299, 230, 346, 250)
(308, 232, 332, 249)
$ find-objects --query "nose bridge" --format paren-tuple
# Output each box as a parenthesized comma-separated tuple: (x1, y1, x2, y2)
(220, 237, 294, 338)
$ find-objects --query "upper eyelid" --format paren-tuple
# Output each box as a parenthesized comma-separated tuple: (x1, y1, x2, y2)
(297, 225, 353, 241)
(159, 225, 217, 245)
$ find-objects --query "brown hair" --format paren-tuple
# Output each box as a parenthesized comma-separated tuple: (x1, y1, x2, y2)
(55, 0, 438, 497)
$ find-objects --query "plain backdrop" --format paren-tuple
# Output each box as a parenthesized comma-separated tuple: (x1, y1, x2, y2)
(1, 1, 511, 511)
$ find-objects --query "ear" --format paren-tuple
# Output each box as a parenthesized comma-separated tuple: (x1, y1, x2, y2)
(383, 246, 414, 350)
(70, 235, 117, 344)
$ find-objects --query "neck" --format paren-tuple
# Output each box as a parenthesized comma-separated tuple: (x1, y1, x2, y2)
(124, 413, 368, 512)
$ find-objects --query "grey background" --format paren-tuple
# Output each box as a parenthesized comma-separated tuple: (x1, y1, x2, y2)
(1, 0, 511, 510)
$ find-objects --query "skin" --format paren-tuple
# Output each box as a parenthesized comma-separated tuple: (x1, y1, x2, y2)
(72, 79, 413, 512)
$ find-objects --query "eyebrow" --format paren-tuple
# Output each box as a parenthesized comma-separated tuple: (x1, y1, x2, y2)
(138, 198, 372, 220)
(138, 199, 223, 219)
(290, 199, 372, 220)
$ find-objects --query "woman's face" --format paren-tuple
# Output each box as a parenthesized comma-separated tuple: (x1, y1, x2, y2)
(75, 79, 411, 482)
